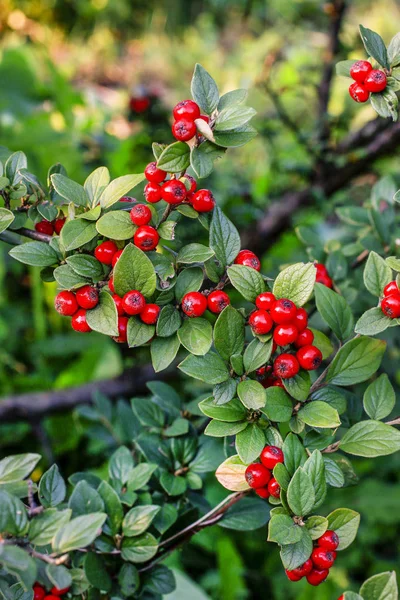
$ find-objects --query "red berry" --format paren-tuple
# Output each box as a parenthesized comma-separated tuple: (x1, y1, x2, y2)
(270, 298, 297, 324)
(140, 304, 161, 325)
(291, 559, 313, 578)
(122, 290, 146, 315)
(109, 276, 115, 293)
(350, 60, 372, 83)
(311, 548, 335, 570)
(234, 250, 261, 271)
(272, 379, 285, 388)
(207, 290, 230, 314)
(94, 240, 118, 265)
(255, 487, 270, 499)
(54, 217, 66, 234)
(173, 99, 201, 121)
(381, 294, 400, 318)
(295, 328, 314, 348)
(35, 220, 54, 235)
(320, 274, 333, 288)
(338, 596, 344, 600)
(249, 310, 273, 335)
(245, 463, 271, 489)
(71, 309, 91, 333)
(54, 291, 78, 316)
(112, 249, 124, 267)
(33, 585, 46, 600)
(144, 182, 162, 204)
(318, 530, 339, 551)
(76, 285, 98, 310)
(112, 294, 125, 316)
(191, 189, 215, 212)
(273, 354, 299, 379)
(364, 69, 387, 93)
(296, 345, 322, 370)
(256, 292, 276, 311)
(383, 281, 400, 297)
(44, 596, 61, 600)
(267, 477, 280, 498)
(172, 119, 197, 142)
(315, 263, 328, 277)
(349, 81, 369, 103)
(144, 162, 166, 184)
(306, 569, 329, 586)
(129, 97, 150, 113)
(113, 316, 128, 343)
(50, 587, 70, 597)
(134, 225, 160, 251)
(294, 307, 308, 332)
(161, 180, 187, 205)
(198, 114, 210, 124)
(182, 291, 207, 318)
(286, 570, 302, 582)
(273, 323, 298, 346)
(180, 174, 197, 194)
(260, 446, 284, 470)
(130, 204, 152, 226)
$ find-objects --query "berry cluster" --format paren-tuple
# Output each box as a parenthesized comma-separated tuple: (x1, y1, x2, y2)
(348, 60, 387, 103)
(285, 530, 339, 586)
(381, 280, 400, 319)
(54, 286, 99, 333)
(35, 217, 66, 236)
(33, 583, 70, 600)
(181, 290, 230, 317)
(245, 445, 284, 499)
(315, 262, 333, 288)
(171, 99, 209, 142)
(234, 248, 261, 271)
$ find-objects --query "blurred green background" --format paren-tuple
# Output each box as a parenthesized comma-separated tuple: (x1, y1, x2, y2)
(1, 0, 400, 598)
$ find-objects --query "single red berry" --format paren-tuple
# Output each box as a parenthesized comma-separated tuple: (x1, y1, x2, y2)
(33, 585, 46, 600)
(315, 263, 328, 277)
(71, 309, 91, 333)
(311, 548, 335, 570)
(50, 587, 70, 597)
(144, 161, 166, 184)
(273, 323, 298, 346)
(272, 379, 285, 388)
(182, 291, 207, 318)
(109, 276, 115, 293)
(350, 60, 372, 83)
(273, 354, 299, 379)
(122, 290, 146, 315)
(318, 530, 339, 550)
(54, 291, 78, 316)
(364, 69, 387, 93)
(295, 328, 314, 348)
(349, 81, 369, 103)
(94, 240, 118, 265)
(112, 294, 125, 316)
(172, 118, 197, 142)
(260, 446, 284, 470)
(130, 204, 152, 226)
(306, 569, 329, 586)
(207, 290, 230, 314)
(161, 180, 187, 205)
(383, 281, 400, 297)
(53, 217, 66, 234)
(294, 307, 308, 332)
(286, 570, 302, 582)
(198, 114, 210, 124)
(319, 274, 333, 288)
(191, 189, 215, 212)
(173, 99, 201, 121)
(35, 220, 54, 235)
(296, 345, 322, 370)
(180, 174, 197, 194)
(270, 298, 297, 324)
(134, 225, 160, 251)
(113, 316, 128, 343)
(75, 285, 98, 310)
(291, 559, 313, 578)
(267, 477, 280, 498)
(234, 250, 261, 271)
(112, 249, 124, 267)
(245, 463, 271, 489)
(129, 97, 150, 113)
(260, 376, 276, 389)
(256, 292, 276, 311)
(144, 182, 162, 204)
(44, 596, 60, 600)
(249, 310, 273, 335)
(338, 596, 344, 600)
(255, 487, 270, 499)
(140, 304, 161, 325)
(381, 294, 400, 318)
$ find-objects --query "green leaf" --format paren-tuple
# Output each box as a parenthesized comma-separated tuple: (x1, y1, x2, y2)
(0, 208, 14, 233)
(51, 174, 89, 207)
(151, 334, 180, 372)
(335, 59, 357, 77)
(355, 307, 395, 336)
(177, 243, 214, 264)
(157, 142, 190, 173)
(190, 142, 225, 179)
(323, 456, 345, 488)
(29, 509, 71, 546)
(159, 472, 186, 496)
(213, 379, 238, 405)
(386, 256, 400, 271)
(263, 387, 293, 422)
(5, 152, 27, 185)
(52, 512, 107, 553)
(213, 125, 257, 148)
(219, 497, 270, 531)
(305, 515, 329, 540)
(214, 305, 245, 361)
(174, 267, 203, 302)
(127, 464, 157, 492)
(360, 571, 398, 600)
(363, 251, 392, 297)
(9, 242, 57, 267)
(340, 420, 400, 457)
(99, 174, 145, 208)
(287, 468, 315, 516)
(363, 374, 395, 420)
(199, 396, 246, 422)
(359, 24, 390, 70)
(327, 508, 360, 550)
(38, 465, 66, 508)
(243, 339, 273, 374)
(114, 243, 156, 298)
(237, 379, 266, 410)
(209, 207, 241, 269)
(84, 167, 110, 207)
(156, 305, 181, 338)
(76, 205, 102, 221)
(53, 265, 90, 291)
(298, 401, 340, 428)
(179, 351, 229, 384)
(0, 491, 28, 535)
(61, 220, 97, 251)
(153, 505, 178, 534)
(303, 450, 326, 510)
(205, 420, 248, 437)
(283, 371, 311, 402)
(123, 505, 160, 537)
(0, 546, 36, 591)
(66, 254, 103, 279)
(84, 553, 111, 592)
(227, 265, 265, 301)
(268, 514, 302, 545)
(97, 481, 123, 536)
(191, 64, 219, 114)
(310, 328, 334, 360)
(46, 564, 72, 592)
(109, 446, 134, 483)
(218, 88, 247, 110)
(86, 291, 118, 336)
(370, 90, 396, 119)
(68, 481, 104, 516)
(326, 336, 386, 386)
(283, 434, 307, 476)
(388, 32, 400, 66)
(127, 318, 155, 348)
(215, 106, 256, 132)
(96, 211, 135, 240)
(273, 463, 291, 491)
(273, 263, 316, 307)
(280, 528, 313, 570)
(121, 533, 158, 563)
(0, 454, 40, 483)
(235, 424, 265, 463)
(314, 283, 354, 340)
(178, 318, 212, 356)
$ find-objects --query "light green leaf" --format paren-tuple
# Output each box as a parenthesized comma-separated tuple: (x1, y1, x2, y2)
(273, 263, 316, 307)
(199, 397, 247, 422)
(262, 387, 293, 422)
(287, 468, 315, 516)
(214, 305, 245, 361)
(114, 243, 156, 298)
(237, 380, 266, 410)
(121, 533, 158, 564)
(60, 220, 97, 251)
(151, 334, 180, 372)
(127, 318, 155, 348)
(123, 505, 160, 537)
(235, 424, 265, 464)
(96, 211, 135, 240)
(314, 283, 354, 340)
(157, 142, 190, 173)
(178, 318, 213, 356)
(227, 265, 265, 302)
(0, 454, 40, 483)
(298, 401, 340, 428)
(268, 514, 302, 545)
(340, 420, 400, 457)
(177, 243, 214, 264)
(51, 174, 89, 207)
(243, 339, 273, 374)
(99, 174, 145, 208)
(84, 167, 110, 207)
(9, 242, 58, 267)
(327, 508, 360, 550)
(363, 374, 395, 420)
(360, 571, 398, 600)
(326, 336, 386, 386)
(280, 528, 313, 570)
(178, 351, 229, 384)
(0, 208, 15, 233)
(86, 291, 118, 336)
(363, 251, 392, 297)
(52, 513, 107, 553)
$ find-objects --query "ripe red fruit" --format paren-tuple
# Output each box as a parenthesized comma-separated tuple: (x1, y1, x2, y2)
(306, 569, 329, 586)
(94, 240, 118, 265)
(311, 548, 335, 570)
(71, 309, 91, 333)
(255, 487, 270, 499)
(134, 225, 160, 251)
(272, 379, 285, 388)
(286, 570, 302, 582)
(296, 345, 322, 370)
(290, 559, 313, 578)
(191, 189, 215, 212)
(122, 290, 146, 315)
(130, 204, 152, 226)
(54, 291, 78, 316)
(199, 114, 210, 124)
(75, 285, 99, 310)
(172, 119, 197, 141)
(129, 97, 150, 113)
(349, 82, 369, 103)
(207, 290, 230, 314)
(144, 161, 166, 184)
(112, 294, 125, 316)
(270, 298, 297, 324)
(245, 463, 271, 489)
(267, 477, 280, 498)
(173, 99, 201, 121)
(180, 174, 197, 194)
(338, 596, 344, 600)
(381, 294, 400, 318)
(350, 60, 372, 83)
(383, 281, 400, 297)
(273, 323, 298, 346)
(50, 587, 70, 596)
(315, 263, 328, 277)
(33, 585, 46, 600)
(144, 182, 162, 204)
(273, 353, 299, 379)
(364, 69, 387, 93)
(256, 292, 276, 311)
(182, 292, 207, 318)
(44, 595, 61, 600)
(35, 220, 54, 235)
(114, 316, 128, 343)
(112, 249, 123, 267)
(294, 307, 308, 332)
(295, 328, 314, 348)
(318, 530, 339, 551)
(260, 445, 284, 470)
(162, 180, 187, 204)
(54, 217, 66, 234)
(234, 250, 261, 271)
(109, 276, 115, 293)
(249, 310, 273, 335)
(140, 304, 161, 325)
